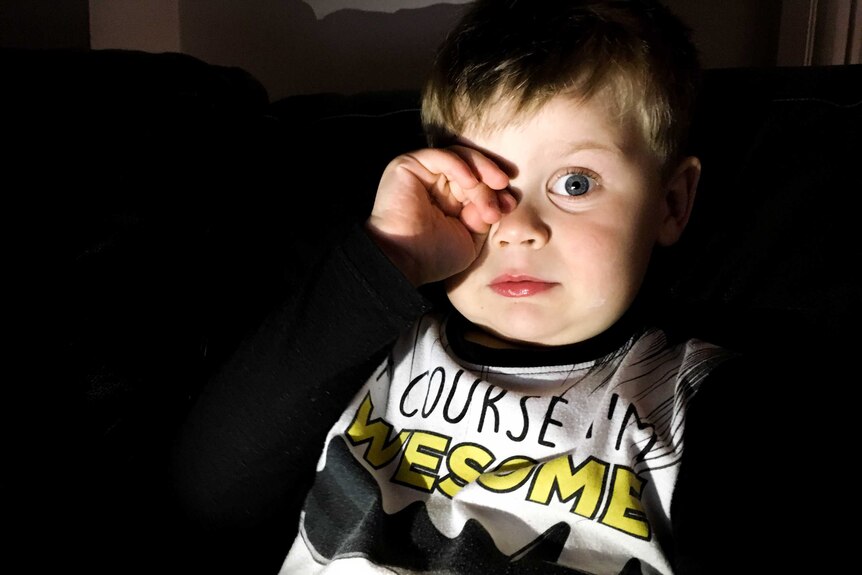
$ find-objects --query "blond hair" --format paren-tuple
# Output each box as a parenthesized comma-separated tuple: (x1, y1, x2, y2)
(421, 0, 701, 173)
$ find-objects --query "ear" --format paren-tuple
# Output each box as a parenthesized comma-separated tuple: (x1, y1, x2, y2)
(656, 156, 701, 246)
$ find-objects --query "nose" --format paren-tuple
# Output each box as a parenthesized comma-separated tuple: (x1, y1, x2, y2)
(491, 198, 550, 249)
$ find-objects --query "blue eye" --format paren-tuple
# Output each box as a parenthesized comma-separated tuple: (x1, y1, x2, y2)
(550, 172, 595, 197)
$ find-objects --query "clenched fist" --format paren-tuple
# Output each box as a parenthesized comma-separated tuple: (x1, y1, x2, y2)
(365, 146, 515, 286)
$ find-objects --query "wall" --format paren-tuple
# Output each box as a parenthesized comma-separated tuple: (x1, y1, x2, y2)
(666, 0, 781, 69)
(778, 0, 862, 65)
(178, 0, 469, 99)
(175, 0, 785, 99)
(8, 1, 858, 101)
(0, 0, 90, 50)
(89, 0, 180, 53)
(133, 0, 787, 100)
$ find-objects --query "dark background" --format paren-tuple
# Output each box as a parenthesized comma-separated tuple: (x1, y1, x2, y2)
(0, 0, 788, 100)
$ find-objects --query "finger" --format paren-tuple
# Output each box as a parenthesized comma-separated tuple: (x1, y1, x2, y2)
(497, 189, 518, 214)
(459, 201, 493, 235)
(400, 148, 481, 192)
(462, 185, 503, 225)
(433, 173, 465, 216)
(448, 145, 512, 223)
(449, 145, 510, 191)
(391, 148, 512, 224)
(402, 149, 506, 223)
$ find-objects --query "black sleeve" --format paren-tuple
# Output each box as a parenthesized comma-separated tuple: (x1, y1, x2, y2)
(169, 223, 432, 573)
(671, 345, 838, 574)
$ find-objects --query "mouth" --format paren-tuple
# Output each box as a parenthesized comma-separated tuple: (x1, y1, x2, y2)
(489, 275, 557, 298)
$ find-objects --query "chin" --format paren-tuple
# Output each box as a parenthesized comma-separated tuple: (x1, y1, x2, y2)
(488, 319, 571, 347)
(491, 309, 613, 347)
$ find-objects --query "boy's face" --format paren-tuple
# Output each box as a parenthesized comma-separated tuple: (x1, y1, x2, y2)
(445, 94, 679, 347)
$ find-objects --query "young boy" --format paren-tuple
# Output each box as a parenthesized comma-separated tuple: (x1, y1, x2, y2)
(275, 1, 737, 573)
(173, 1, 777, 574)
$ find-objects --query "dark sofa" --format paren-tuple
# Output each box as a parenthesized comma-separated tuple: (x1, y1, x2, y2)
(3, 47, 860, 574)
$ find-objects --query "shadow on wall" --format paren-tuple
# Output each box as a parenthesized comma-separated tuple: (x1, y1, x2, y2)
(178, 0, 781, 101)
(179, 0, 468, 100)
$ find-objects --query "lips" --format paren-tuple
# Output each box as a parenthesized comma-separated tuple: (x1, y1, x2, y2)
(489, 274, 556, 297)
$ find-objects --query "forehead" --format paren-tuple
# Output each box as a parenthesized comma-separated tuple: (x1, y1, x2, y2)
(460, 93, 642, 159)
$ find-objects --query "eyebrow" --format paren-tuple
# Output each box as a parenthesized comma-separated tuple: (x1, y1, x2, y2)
(558, 139, 624, 156)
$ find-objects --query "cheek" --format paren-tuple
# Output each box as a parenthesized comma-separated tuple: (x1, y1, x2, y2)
(444, 239, 491, 296)
(443, 275, 462, 300)
(558, 219, 625, 264)
(445, 277, 488, 323)
(444, 269, 475, 309)
(560, 219, 649, 292)
(610, 194, 665, 256)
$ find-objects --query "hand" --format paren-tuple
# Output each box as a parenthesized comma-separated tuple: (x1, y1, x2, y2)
(366, 146, 513, 286)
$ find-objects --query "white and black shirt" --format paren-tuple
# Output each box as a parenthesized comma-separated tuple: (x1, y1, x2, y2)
(282, 310, 734, 575)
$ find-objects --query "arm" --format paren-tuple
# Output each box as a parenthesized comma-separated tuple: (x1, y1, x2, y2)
(671, 350, 814, 574)
(170, 146, 512, 571)
(172, 145, 512, 509)
(171, 224, 429, 526)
